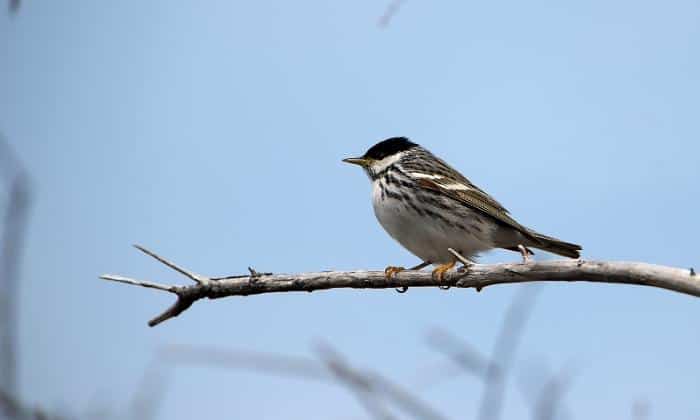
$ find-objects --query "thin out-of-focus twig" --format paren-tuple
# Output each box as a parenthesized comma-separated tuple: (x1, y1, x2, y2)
(8, 0, 20, 15)
(532, 366, 576, 420)
(316, 344, 399, 420)
(166, 343, 392, 419)
(0, 388, 69, 420)
(631, 398, 650, 420)
(0, 135, 32, 397)
(129, 360, 169, 420)
(162, 344, 329, 381)
(378, 0, 406, 28)
(317, 343, 450, 420)
(164, 343, 449, 420)
(426, 327, 490, 379)
(478, 285, 542, 420)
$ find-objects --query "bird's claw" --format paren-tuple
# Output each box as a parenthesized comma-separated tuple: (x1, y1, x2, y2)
(385, 266, 405, 279)
(431, 261, 456, 290)
(385, 266, 408, 293)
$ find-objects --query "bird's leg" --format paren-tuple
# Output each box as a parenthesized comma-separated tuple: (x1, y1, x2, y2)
(388, 261, 430, 293)
(517, 244, 532, 263)
(432, 261, 456, 290)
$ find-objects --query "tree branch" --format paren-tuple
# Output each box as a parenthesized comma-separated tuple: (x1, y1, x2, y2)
(100, 245, 699, 327)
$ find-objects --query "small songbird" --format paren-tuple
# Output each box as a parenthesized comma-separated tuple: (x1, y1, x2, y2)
(343, 137, 582, 281)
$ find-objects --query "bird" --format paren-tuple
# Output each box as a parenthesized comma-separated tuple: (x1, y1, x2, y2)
(343, 137, 582, 283)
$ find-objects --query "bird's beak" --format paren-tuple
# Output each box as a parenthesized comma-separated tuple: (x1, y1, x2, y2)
(342, 157, 369, 167)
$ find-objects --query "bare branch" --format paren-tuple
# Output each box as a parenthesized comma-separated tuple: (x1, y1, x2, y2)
(100, 245, 700, 327)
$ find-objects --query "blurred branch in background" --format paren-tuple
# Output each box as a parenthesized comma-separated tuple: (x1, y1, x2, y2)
(164, 343, 449, 420)
(158, 293, 579, 420)
(425, 327, 490, 382)
(631, 398, 651, 420)
(530, 366, 576, 420)
(425, 286, 543, 420)
(316, 343, 447, 420)
(101, 245, 699, 327)
(127, 360, 169, 420)
(163, 344, 328, 381)
(0, 388, 69, 420)
(0, 135, 32, 399)
(7, 0, 19, 15)
(0, 361, 168, 420)
(478, 285, 541, 420)
(378, 0, 406, 28)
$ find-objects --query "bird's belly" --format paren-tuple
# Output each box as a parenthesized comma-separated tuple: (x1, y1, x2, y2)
(372, 192, 495, 264)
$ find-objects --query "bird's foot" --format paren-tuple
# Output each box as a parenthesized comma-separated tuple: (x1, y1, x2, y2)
(390, 262, 430, 293)
(385, 266, 405, 279)
(432, 261, 456, 290)
(385, 266, 408, 293)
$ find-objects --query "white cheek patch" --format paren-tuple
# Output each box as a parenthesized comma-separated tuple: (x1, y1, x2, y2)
(408, 172, 443, 180)
(370, 152, 405, 173)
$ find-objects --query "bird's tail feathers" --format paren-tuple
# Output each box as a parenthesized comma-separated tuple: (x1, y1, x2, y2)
(528, 231, 582, 259)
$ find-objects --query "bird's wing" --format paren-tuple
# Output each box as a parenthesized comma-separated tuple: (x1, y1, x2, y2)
(414, 176, 535, 238)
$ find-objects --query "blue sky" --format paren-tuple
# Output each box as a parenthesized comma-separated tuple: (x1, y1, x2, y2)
(2, 1, 699, 418)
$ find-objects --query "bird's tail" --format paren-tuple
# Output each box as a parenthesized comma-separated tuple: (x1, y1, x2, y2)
(528, 231, 582, 259)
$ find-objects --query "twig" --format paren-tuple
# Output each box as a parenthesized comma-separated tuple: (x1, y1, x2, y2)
(133, 244, 208, 285)
(100, 245, 700, 327)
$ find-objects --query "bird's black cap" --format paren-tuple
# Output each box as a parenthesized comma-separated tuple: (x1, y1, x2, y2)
(363, 137, 418, 160)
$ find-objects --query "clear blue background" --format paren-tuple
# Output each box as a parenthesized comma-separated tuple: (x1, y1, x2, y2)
(2, 1, 699, 418)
